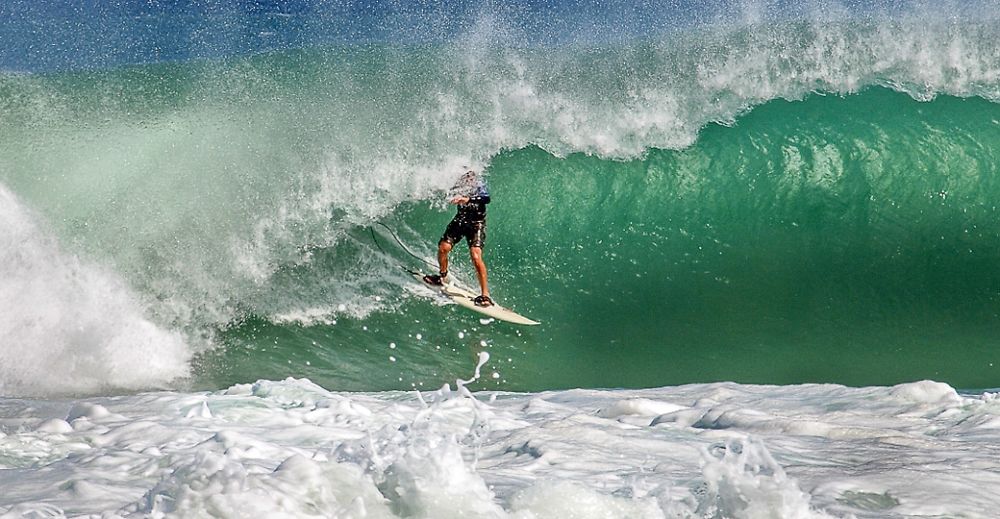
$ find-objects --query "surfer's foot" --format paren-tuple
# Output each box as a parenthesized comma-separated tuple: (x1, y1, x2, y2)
(423, 271, 448, 286)
(474, 295, 493, 307)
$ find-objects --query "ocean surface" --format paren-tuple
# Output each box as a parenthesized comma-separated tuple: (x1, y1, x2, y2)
(3, 0, 1000, 517)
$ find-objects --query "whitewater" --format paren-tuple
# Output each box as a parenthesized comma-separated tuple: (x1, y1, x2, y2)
(4, 0, 1000, 516)
(4, 364, 1000, 518)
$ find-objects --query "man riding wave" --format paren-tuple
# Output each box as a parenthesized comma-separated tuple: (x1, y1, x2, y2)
(423, 169, 493, 307)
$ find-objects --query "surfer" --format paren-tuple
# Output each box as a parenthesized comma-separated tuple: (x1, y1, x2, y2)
(423, 170, 493, 307)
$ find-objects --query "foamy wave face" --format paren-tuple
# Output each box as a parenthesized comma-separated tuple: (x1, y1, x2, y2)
(0, 185, 190, 396)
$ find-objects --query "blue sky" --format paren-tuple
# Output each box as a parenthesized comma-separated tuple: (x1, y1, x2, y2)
(0, 0, 960, 72)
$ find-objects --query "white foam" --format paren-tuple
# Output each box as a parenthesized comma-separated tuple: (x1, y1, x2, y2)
(0, 185, 190, 397)
(888, 379, 961, 405)
(3, 376, 999, 518)
(597, 398, 687, 419)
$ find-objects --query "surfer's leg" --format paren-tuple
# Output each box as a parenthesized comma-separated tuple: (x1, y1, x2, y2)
(465, 221, 489, 301)
(435, 219, 466, 284)
(437, 239, 453, 281)
(469, 246, 490, 301)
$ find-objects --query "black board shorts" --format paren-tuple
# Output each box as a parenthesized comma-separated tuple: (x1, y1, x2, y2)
(441, 218, 486, 248)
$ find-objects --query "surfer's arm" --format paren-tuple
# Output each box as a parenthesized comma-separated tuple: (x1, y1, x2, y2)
(448, 178, 490, 205)
(468, 193, 490, 204)
(449, 189, 490, 205)
(466, 184, 490, 204)
(449, 193, 490, 205)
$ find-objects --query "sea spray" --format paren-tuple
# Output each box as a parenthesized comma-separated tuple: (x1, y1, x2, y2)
(698, 440, 836, 519)
(0, 184, 189, 396)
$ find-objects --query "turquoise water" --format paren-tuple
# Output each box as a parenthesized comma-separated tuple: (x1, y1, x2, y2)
(2, 1, 1000, 396)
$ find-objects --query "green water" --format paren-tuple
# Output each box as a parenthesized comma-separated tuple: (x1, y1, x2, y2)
(4, 43, 1000, 393)
(199, 89, 1000, 392)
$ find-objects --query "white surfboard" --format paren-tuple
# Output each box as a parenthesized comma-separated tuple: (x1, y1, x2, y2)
(415, 273, 540, 326)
